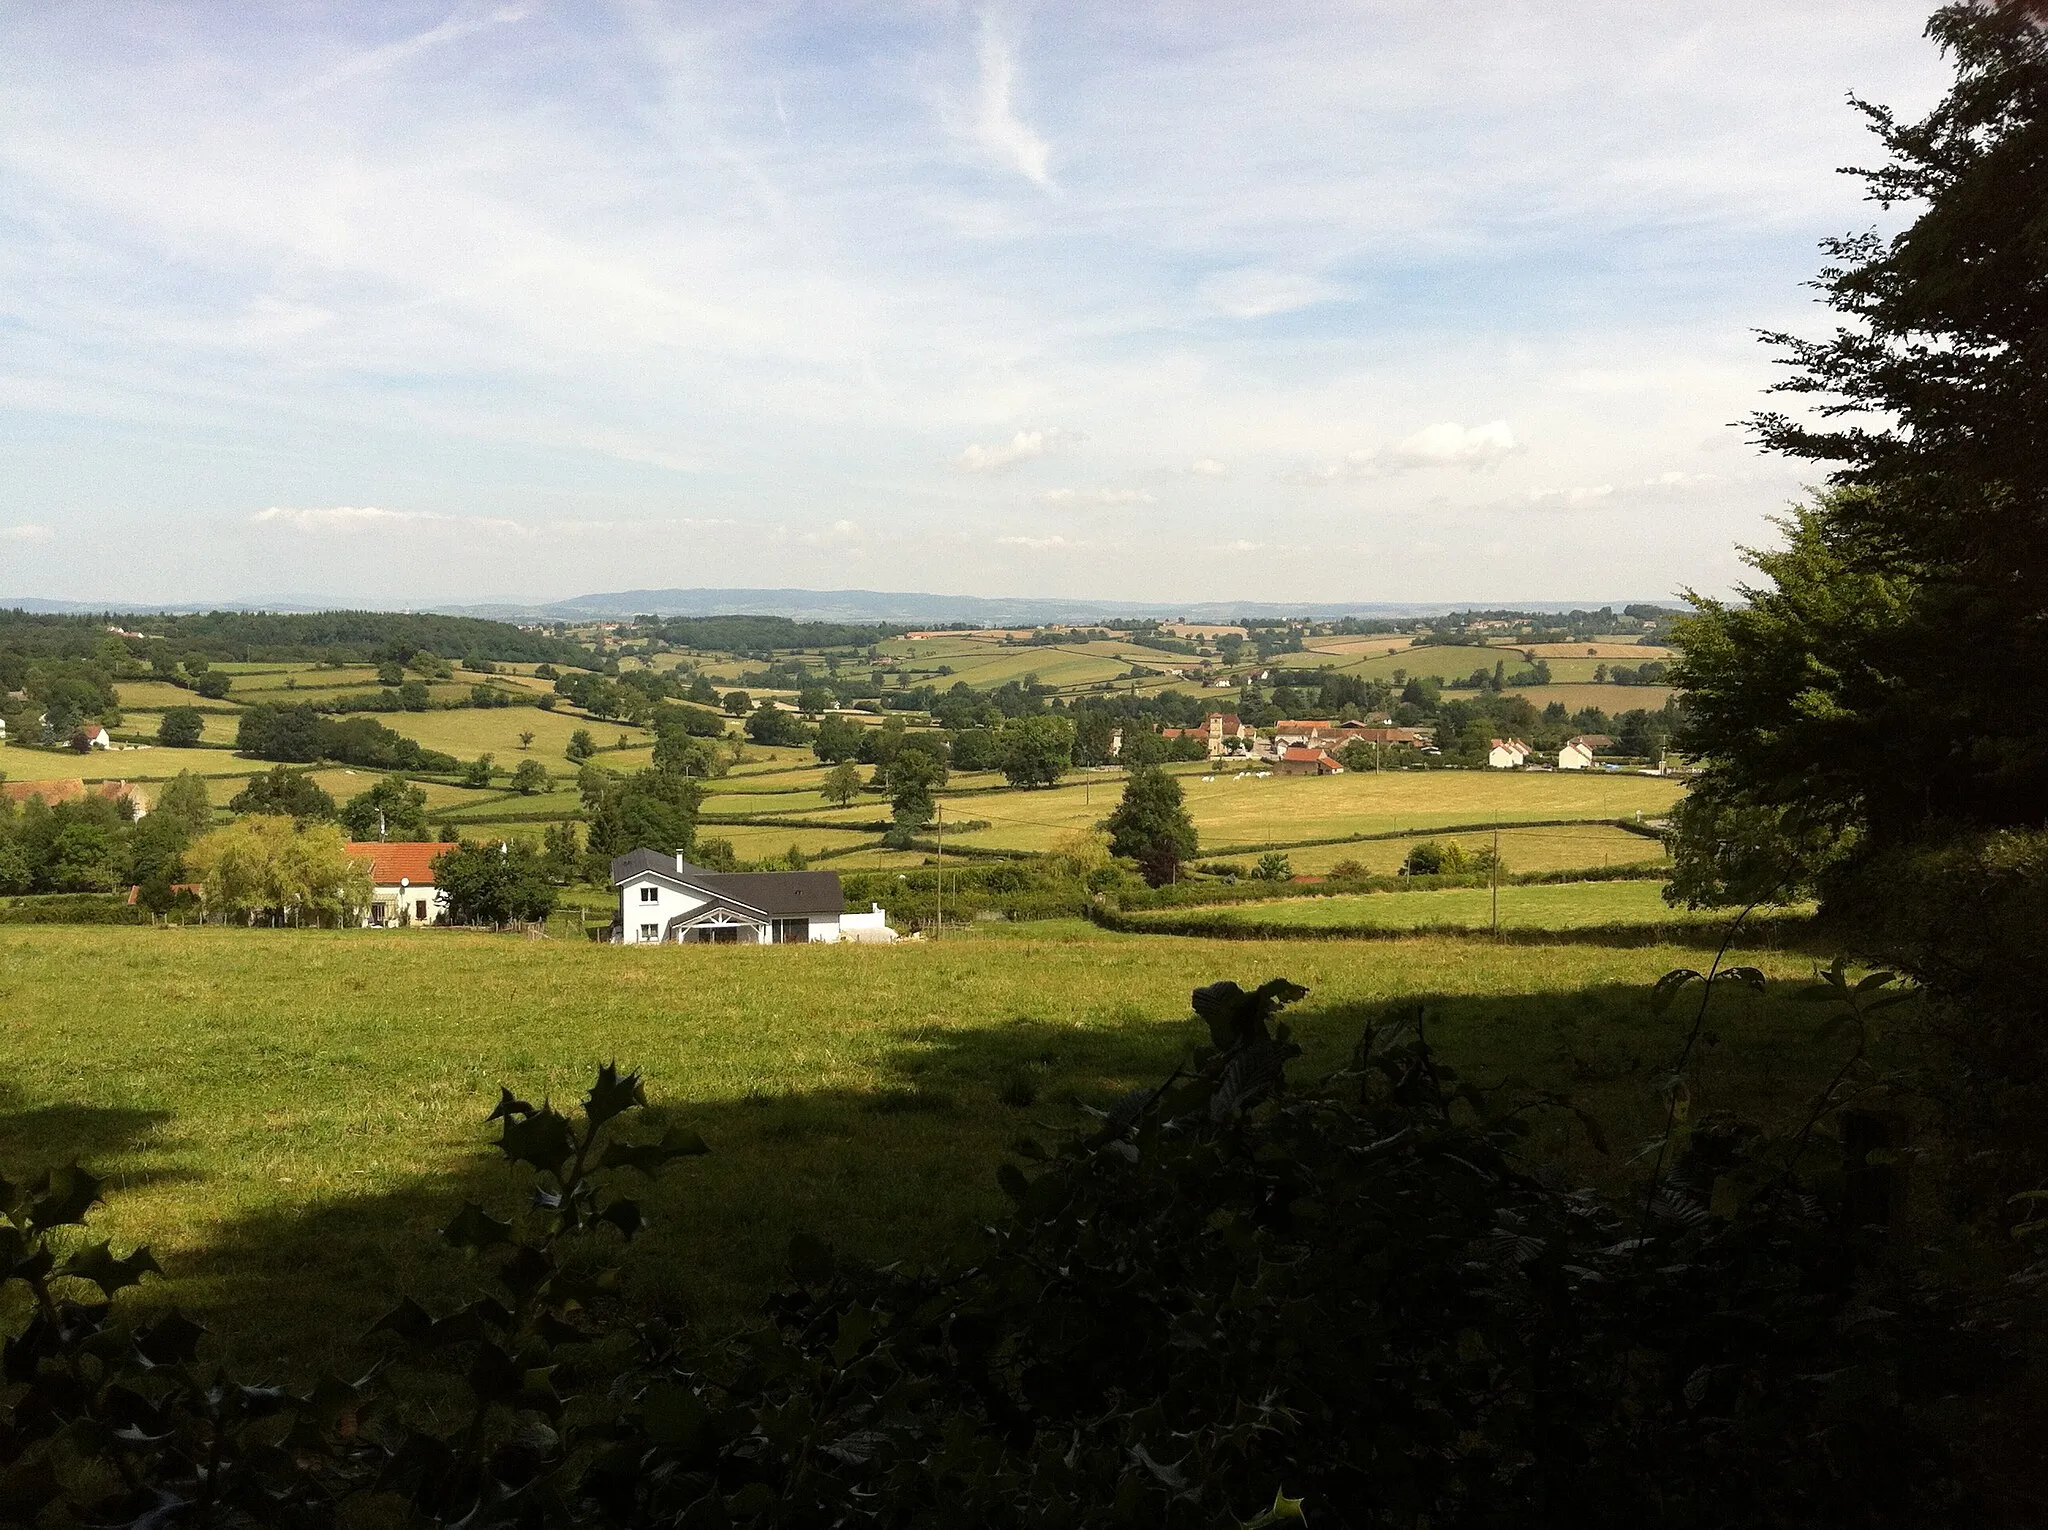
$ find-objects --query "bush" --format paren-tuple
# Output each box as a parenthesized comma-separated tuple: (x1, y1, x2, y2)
(192, 671, 231, 699)
(157, 706, 204, 748)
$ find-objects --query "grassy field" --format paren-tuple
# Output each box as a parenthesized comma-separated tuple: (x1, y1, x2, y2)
(943, 768, 1682, 854)
(382, 706, 655, 763)
(1132, 879, 1719, 931)
(0, 922, 1840, 1373)
(1500, 683, 1676, 712)
(0, 741, 263, 784)
(1249, 822, 1668, 876)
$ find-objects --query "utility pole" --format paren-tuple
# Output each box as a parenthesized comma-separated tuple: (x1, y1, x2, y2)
(1491, 817, 1501, 939)
(934, 802, 943, 938)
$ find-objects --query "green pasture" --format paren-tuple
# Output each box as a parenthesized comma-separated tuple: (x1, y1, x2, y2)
(365, 706, 651, 763)
(0, 741, 264, 784)
(1500, 683, 1677, 713)
(1252, 822, 1668, 876)
(114, 680, 245, 711)
(0, 922, 1842, 1371)
(1130, 879, 1717, 932)
(942, 767, 1683, 855)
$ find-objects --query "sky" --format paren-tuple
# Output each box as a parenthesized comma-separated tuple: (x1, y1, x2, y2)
(0, 1, 1954, 609)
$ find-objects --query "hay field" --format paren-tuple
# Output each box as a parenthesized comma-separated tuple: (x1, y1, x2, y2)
(1500, 684, 1677, 712)
(1247, 822, 1668, 876)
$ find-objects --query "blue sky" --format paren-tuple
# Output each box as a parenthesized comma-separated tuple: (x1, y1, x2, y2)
(0, 1, 1950, 607)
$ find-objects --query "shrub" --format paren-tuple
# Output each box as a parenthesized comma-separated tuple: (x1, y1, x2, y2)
(157, 706, 204, 748)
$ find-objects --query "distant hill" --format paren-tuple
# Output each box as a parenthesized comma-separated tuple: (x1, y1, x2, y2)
(435, 588, 1671, 624)
(5, 588, 1680, 624)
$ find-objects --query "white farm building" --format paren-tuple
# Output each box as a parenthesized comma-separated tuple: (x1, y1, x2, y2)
(610, 850, 894, 945)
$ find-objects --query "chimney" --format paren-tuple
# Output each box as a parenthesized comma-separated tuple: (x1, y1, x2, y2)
(676, 850, 688, 872)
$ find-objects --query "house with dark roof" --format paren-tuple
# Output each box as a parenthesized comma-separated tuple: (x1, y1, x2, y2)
(610, 849, 893, 946)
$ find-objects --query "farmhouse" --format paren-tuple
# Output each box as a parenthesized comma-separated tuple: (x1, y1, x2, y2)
(611, 849, 892, 945)
(1487, 738, 1532, 769)
(1275, 746, 1343, 777)
(347, 842, 450, 927)
(0, 779, 150, 816)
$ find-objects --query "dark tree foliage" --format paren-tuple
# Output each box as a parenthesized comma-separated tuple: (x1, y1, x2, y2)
(1107, 766, 1198, 885)
(642, 615, 905, 651)
(228, 765, 337, 822)
(339, 777, 431, 842)
(156, 706, 204, 748)
(1708, 2, 2048, 839)
(236, 703, 459, 773)
(583, 768, 705, 866)
(432, 839, 559, 924)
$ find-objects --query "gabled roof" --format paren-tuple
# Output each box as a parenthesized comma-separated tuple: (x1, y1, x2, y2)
(1566, 733, 1614, 749)
(1275, 719, 1334, 733)
(1279, 746, 1338, 764)
(611, 848, 843, 917)
(1, 779, 144, 809)
(347, 842, 446, 886)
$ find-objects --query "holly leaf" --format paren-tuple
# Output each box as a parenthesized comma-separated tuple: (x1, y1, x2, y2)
(583, 1062, 645, 1130)
(442, 1202, 514, 1252)
(597, 1126, 710, 1177)
(488, 1087, 535, 1122)
(497, 1106, 576, 1177)
(60, 1241, 162, 1298)
(598, 1197, 643, 1241)
(27, 1163, 102, 1232)
(133, 1309, 206, 1366)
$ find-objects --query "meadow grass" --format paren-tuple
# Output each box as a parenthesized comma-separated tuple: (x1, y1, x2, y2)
(114, 680, 249, 711)
(0, 741, 263, 784)
(1501, 683, 1677, 713)
(1132, 879, 1716, 931)
(0, 922, 1840, 1372)
(1240, 822, 1668, 876)
(944, 769, 1682, 854)
(117, 711, 241, 745)
(371, 706, 654, 762)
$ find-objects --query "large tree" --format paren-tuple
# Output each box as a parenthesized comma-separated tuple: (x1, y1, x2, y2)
(1674, 2, 2048, 894)
(1106, 767, 1198, 887)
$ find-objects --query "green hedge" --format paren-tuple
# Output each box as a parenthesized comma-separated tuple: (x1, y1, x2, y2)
(0, 894, 145, 925)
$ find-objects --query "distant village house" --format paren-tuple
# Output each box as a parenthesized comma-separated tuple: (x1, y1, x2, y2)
(611, 850, 894, 945)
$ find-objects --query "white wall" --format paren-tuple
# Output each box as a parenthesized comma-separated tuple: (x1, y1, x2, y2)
(619, 878, 711, 944)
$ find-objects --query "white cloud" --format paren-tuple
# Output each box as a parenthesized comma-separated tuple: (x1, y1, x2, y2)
(948, 428, 1079, 473)
(1209, 539, 1264, 554)
(1199, 267, 1344, 320)
(968, 15, 1054, 189)
(799, 518, 862, 546)
(249, 506, 529, 536)
(1039, 486, 1155, 507)
(998, 534, 1087, 550)
(1185, 459, 1231, 477)
(276, 3, 533, 103)
(1, 524, 55, 543)
(1287, 421, 1521, 482)
(1526, 484, 1616, 506)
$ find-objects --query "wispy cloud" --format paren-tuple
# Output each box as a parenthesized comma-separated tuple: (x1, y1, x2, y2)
(967, 14, 1054, 189)
(799, 518, 863, 546)
(1287, 421, 1521, 483)
(1183, 459, 1231, 478)
(948, 428, 1079, 474)
(1, 525, 55, 543)
(1526, 484, 1616, 507)
(1040, 486, 1155, 507)
(997, 534, 1086, 550)
(1200, 267, 1344, 320)
(276, 3, 533, 103)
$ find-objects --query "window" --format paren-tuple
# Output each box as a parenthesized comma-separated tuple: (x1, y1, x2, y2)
(416, 900, 429, 922)
(773, 917, 810, 944)
(638, 923, 660, 941)
(640, 886, 659, 903)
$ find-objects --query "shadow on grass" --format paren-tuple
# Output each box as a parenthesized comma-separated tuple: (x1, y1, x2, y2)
(20, 977, 1852, 1378)
(0, 1093, 194, 1192)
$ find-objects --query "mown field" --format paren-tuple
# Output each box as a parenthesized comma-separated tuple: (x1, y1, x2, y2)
(0, 919, 1838, 1374)
(1125, 879, 1726, 932)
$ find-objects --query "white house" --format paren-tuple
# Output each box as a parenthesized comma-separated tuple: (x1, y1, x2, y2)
(74, 723, 111, 750)
(1487, 737, 1532, 769)
(611, 849, 891, 945)
(1557, 739, 1595, 771)
(347, 842, 451, 927)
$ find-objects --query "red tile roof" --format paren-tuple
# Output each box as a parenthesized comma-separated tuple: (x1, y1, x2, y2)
(1275, 719, 1335, 733)
(1279, 746, 1339, 764)
(346, 842, 447, 886)
(1, 779, 145, 809)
